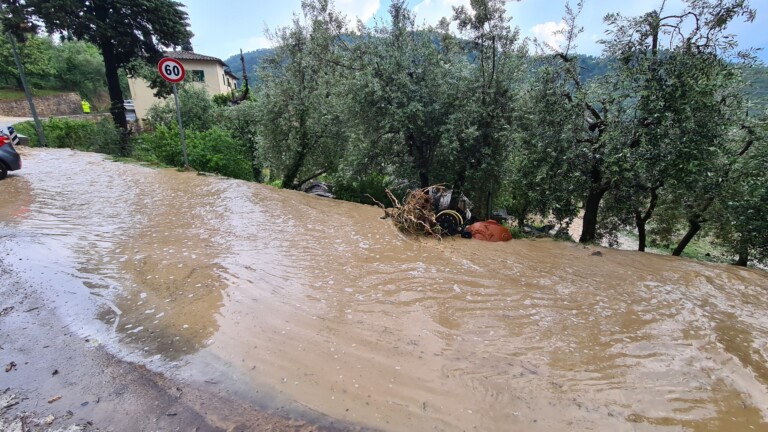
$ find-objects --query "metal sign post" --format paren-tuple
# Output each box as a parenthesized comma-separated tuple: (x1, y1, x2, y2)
(4, 31, 47, 147)
(171, 83, 189, 168)
(158, 57, 188, 169)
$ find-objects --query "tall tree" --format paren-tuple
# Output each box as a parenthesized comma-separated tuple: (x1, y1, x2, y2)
(599, 0, 757, 252)
(501, 55, 586, 231)
(351, 1, 458, 188)
(52, 40, 107, 101)
(527, 1, 617, 243)
(709, 118, 767, 266)
(2, 0, 192, 152)
(0, 23, 54, 87)
(257, 0, 349, 189)
(449, 0, 525, 218)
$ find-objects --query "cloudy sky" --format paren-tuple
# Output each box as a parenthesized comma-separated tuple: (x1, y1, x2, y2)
(180, 0, 767, 61)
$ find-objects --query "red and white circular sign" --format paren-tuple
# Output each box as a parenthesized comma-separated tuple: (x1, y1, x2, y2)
(158, 57, 186, 83)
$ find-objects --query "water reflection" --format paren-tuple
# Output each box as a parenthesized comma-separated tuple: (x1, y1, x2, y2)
(0, 172, 33, 223)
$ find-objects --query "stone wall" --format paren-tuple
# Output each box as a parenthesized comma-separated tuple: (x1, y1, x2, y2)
(0, 92, 83, 117)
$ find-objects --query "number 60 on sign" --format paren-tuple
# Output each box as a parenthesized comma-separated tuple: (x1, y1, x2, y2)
(158, 57, 186, 83)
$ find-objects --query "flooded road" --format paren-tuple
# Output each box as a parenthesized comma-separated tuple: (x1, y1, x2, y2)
(2, 148, 768, 431)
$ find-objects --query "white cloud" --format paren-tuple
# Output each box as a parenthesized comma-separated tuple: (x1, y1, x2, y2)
(531, 20, 568, 50)
(335, 0, 381, 22)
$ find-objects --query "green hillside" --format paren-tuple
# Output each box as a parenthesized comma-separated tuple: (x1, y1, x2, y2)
(223, 49, 274, 82)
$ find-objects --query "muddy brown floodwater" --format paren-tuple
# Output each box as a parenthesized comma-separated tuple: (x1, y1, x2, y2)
(2, 148, 768, 431)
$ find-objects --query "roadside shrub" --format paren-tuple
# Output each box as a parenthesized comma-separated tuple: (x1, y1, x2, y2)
(216, 101, 262, 181)
(14, 118, 121, 155)
(137, 126, 253, 181)
(146, 84, 214, 132)
(212, 93, 231, 107)
(187, 128, 253, 181)
(135, 125, 183, 166)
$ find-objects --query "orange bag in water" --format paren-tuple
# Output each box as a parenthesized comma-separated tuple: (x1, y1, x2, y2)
(466, 220, 513, 242)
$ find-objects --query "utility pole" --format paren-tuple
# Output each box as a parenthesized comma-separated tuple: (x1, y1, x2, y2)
(1, 4, 48, 146)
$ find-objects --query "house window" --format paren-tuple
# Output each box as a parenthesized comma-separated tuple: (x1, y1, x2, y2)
(190, 70, 205, 82)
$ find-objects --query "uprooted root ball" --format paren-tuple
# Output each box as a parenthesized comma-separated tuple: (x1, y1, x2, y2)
(381, 186, 448, 238)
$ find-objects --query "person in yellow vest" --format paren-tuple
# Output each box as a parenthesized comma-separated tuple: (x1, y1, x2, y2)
(81, 100, 91, 114)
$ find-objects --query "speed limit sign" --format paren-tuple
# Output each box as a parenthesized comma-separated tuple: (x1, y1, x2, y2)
(158, 57, 186, 83)
(157, 56, 190, 168)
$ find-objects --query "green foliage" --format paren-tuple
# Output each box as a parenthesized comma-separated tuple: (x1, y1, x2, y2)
(187, 128, 253, 180)
(447, 0, 527, 219)
(215, 100, 262, 181)
(0, 26, 119, 107)
(146, 84, 214, 132)
(14, 118, 121, 154)
(135, 125, 253, 181)
(212, 93, 231, 107)
(351, 2, 460, 188)
(709, 120, 768, 264)
(256, 0, 350, 189)
(131, 125, 182, 166)
(51, 40, 108, 105)
(332, 172, 403, 206)
(0, 25, 56, 88)
(507, 226, 527, 240)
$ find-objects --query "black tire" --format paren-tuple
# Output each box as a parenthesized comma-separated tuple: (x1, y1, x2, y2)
(436, 210, 463, 235)
(0, 163, 7, 180)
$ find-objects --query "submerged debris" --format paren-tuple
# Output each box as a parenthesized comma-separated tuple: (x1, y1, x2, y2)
(0, 392, 20, 410)
(382, 187, 441, 238)
(300, 181, 335, 198)
(380, 185, 476, 238)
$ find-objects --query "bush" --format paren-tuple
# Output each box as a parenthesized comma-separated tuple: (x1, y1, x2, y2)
(216, 101, 261, 181)
(187, 128, 253, 180)
(508, 226, 527, 239)
(133, 125, 183, 166)
(146, 85, 214, 132)
(136, 126, 253, 181)
(212, 93, 231, 107)
(14, 118, 122, 155)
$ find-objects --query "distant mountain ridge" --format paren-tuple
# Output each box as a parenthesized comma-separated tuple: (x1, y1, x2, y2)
(223, 48, 767, 106)
(223, 47, 610, 84)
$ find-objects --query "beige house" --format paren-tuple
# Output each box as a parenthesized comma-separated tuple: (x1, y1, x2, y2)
(128, 51, 239, 124)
